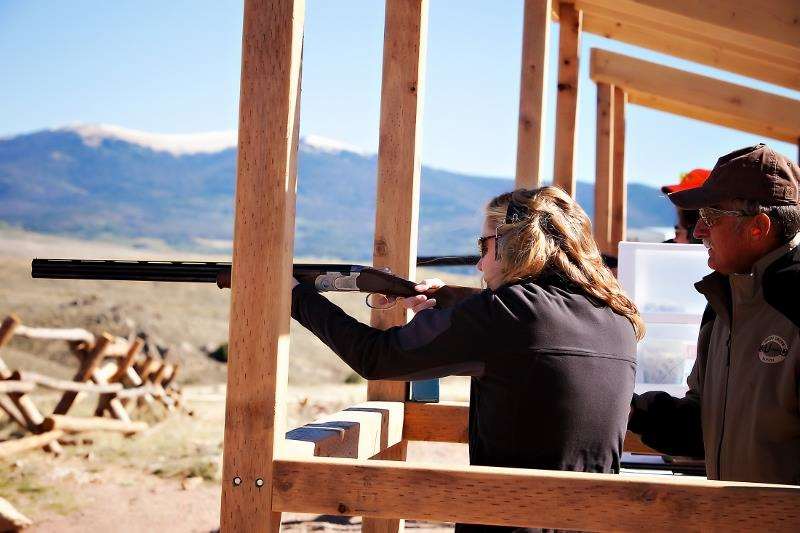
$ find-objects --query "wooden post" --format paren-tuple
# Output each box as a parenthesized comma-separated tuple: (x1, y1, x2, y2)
(594, 82, 614, 255)
(610, 87, 627, 250)
(0, 316, 21, 370)
(96, 338, 143, 415)
(515, 0, 552, 189)
(552, 2, 582, 196)
(219, 0, 304, 531)
(367, 0, 429, 404)
(365, 2, 428, 531)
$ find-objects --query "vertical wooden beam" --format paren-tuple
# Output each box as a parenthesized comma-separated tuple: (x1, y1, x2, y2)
(367, 0, 429, 403)
(219, 0, 304, 531)
(594, 82, 614, 255)
(365, 2, 428, 531)
(610, 87, 627, 250)
(552, 2, 582, 197)
(515, 0, 552, 189)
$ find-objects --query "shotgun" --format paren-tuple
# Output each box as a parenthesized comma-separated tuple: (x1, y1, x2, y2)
(31, 258, 481, 310)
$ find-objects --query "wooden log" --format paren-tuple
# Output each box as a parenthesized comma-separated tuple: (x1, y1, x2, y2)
(137, 356, 159, 381)
(13, 324, 94, 343)
(53, 333, 113, 415)
(41, 415, 147, 435)
(367, 0, 429, 407)
(515, 0, 552, 189)
(610, 86, 627, 249)
(150, 363, 170, 385)
(272, 457, 800, 531)
(220, 0, 305, 531)
(7, 393, 62, 455)
(285, 402, 404, 459)
(110, 338, 144, 383)
(0, 395, 27, 429)
(581, 11, 800, 92)
(0, 315, 21, 380)
(0, 381, 35, 394)
(0, 496, 33, 530)
(113, 385, 164, 400)
(161, 362, 179, 389)
(11, 371, 122, 393)
(552, 2, 582, 197)
(589, 48, 800, 144)
(0, 430, 64, 459)
(593, 82, 614, 255)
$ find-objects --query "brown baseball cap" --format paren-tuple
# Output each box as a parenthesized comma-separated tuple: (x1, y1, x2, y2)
(668, 144, 800, 209)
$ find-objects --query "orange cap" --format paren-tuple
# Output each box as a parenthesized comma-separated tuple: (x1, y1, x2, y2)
(661, 168, 711, 194)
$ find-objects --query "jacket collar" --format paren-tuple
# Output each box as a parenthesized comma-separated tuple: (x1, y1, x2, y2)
(695, 232, 800, 326)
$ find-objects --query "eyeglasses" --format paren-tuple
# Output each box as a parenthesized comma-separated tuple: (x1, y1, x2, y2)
(477, 235, 497, 258)
(698, 207, 751, 228)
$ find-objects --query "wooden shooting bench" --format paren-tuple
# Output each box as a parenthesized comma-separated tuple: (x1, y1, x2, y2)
(220, 1, 800, 531)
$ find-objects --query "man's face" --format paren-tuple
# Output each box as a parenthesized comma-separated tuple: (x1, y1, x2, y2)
(692, 202, 754, 274)
(477, 218, 503, 290)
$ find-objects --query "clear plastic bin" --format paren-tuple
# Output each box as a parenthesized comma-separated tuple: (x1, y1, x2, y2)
(618, 242, 711, 317)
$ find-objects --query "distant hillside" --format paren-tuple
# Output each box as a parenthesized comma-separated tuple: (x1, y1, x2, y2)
(0, 125, 675, 258)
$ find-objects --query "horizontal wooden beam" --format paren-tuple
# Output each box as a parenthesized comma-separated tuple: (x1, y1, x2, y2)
(13, 324, 94, 343)
(273, 457, 800, 531)
(581, 12, 800, 91)
(403, 401, 658, 453)
(284, 401, 404, 459)
(0, 430, 64, 459)
(576, 0, 800, 71)
(41, 415, 147, 435)
(0, 380, 35, 394)
(11, 371, 123, 394)
(590, 49, 800, 143)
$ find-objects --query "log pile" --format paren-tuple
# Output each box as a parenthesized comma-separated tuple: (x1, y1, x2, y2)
(0, 314, 189, 459)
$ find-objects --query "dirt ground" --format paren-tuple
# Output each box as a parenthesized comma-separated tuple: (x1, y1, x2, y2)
(0, 229, 475, 531)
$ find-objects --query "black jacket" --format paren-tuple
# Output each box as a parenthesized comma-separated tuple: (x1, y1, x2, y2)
(291, 276, 638, 476)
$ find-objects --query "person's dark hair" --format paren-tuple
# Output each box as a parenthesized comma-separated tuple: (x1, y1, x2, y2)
(736, 200, 800, 243)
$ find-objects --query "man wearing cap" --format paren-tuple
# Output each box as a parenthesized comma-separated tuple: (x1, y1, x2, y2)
(628, 144, 800, 484)
(661, 169, 710, 244)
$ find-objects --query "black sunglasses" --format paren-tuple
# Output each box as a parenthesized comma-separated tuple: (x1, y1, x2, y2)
(477, 234, 497, 258)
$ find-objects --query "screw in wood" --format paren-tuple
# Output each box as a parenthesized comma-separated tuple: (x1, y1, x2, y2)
(255, 478, 264, 488)
(233, 476, 242, 486)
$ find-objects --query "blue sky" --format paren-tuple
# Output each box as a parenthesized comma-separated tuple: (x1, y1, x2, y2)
(1, 0, 797, 188)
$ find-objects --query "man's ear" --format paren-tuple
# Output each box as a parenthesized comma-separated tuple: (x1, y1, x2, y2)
(751, 212, 772, 240)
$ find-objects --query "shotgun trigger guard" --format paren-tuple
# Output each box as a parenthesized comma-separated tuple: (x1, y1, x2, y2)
(314, 272, 360, 292)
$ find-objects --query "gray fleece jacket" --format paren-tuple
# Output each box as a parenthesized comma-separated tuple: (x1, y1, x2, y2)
(630, 233, 800, 484)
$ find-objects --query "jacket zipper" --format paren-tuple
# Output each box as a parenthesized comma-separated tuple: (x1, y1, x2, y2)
(716, 332, 732, 479)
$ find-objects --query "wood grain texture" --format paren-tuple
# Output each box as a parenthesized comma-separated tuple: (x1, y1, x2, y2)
(220, 0, 305, 530)
(610, 86, 626, 249)
(590, 48, 800, 143)
(403, 401, 468, 443)
(593, 82, 614, 255)
(515, 0, 552, 189)
(582, 12, 800, 92)
(273, 457, 800, 531)
(552, 2, 582, 196)
(368, 0, 429, 404)
(576, 0, 800, 65)
(285, 401, 404, 459)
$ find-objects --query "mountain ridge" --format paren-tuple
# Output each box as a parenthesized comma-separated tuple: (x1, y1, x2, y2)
(0, 125, 675, 259)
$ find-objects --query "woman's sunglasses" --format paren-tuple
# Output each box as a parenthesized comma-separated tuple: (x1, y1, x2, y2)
(477, 234, 497, 258)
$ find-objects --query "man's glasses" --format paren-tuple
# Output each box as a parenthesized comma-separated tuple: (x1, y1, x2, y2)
(698, 207, 750, 228)
(477, 235, 497, 258)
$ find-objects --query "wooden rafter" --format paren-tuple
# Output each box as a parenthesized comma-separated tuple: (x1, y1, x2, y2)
(574, 0, 800, 89)
(590, 49, 800, 144)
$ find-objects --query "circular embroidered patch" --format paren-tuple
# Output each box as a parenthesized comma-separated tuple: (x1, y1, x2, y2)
(758, 335, 789, 363)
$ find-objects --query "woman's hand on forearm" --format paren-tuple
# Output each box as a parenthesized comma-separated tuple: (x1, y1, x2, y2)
(400, 278, 445, 313)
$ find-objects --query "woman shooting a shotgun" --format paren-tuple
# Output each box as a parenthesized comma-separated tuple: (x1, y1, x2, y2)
(291, 186, 644, 532)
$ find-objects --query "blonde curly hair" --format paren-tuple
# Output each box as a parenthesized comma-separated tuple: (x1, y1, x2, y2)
(486, 186, 645, 340)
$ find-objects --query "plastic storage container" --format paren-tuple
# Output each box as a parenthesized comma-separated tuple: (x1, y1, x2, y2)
(618, 242, 711, 394)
